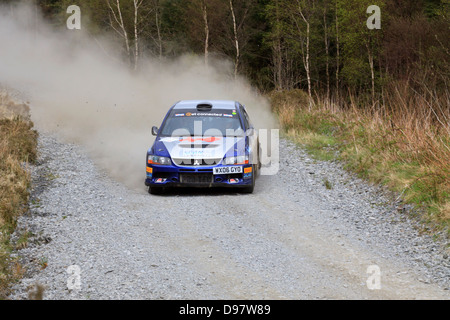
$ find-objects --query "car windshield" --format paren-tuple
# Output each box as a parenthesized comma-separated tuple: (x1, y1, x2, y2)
(159, 109, 244, 137)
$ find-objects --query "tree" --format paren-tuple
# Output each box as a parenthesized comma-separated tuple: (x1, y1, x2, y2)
(265, 0, 306, 91)
(105, 0, 158, 68)
(336, 0, 384, 104)
(151, 0, 164, 59)
(265, 0, 322, 98)
(322, 0, 331, 103)
(106, 0, 131, 64)
(133, 0, 144, 69)
(334, 0, 340, 101)
(225, 0, 255, 79)
(229, 0, 240, 78)
(180, 0, 219, 66)
(265, 0, 284, 90)
(292, 0, 315, 107)
(201, 0, 209, 65)
(23, 0, 450, 101)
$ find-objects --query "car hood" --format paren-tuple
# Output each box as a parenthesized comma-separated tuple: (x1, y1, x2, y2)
(153, 136, 247, 161)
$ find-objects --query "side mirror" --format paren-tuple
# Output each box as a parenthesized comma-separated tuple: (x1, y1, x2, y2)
(151, 126, 159, 136)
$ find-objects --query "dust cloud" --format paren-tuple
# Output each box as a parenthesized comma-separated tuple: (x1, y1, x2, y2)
(0, 2, 278, 191)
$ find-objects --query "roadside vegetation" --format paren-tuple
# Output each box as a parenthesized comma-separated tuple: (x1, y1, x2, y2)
(0, 91, 38, 299)
(270, 85, 449, 235)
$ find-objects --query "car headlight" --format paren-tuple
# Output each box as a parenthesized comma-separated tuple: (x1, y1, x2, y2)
(224, 155, 249, 165)
(148, 155, 171, 165)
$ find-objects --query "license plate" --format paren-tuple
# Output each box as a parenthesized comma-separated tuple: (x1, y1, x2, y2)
(213, 166, 243, 175)
(180, 173, 212, 184)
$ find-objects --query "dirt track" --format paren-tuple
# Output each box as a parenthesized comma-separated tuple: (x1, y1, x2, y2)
(9, 133, 450, 300)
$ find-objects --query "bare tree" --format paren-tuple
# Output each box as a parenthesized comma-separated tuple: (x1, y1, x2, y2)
(270, 0, 285, 90)
(133, 0, 144, 70)
(299, 4, 311, 107)
(366, 40, 375, 105)
(202, 0, 209, 66)
(291, 0, 313, 108)
(227, 0, 251, 80)
(106, 0, 157, 68)
(153, 0, 163, 60)
(106, 0, 131, 63)
(323, 1, 330, 104)
(335, 0, 340, 102)
(229, 0, 239, 79)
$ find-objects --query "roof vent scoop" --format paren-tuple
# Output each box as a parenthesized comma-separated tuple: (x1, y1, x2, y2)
(196, 103, 213, 111)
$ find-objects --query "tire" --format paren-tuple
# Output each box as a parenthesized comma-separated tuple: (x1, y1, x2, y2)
(149, 186, 164, 195)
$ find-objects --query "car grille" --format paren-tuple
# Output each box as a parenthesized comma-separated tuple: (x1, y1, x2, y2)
(180, 173, 213, 184)
(172, 158, 222, 166)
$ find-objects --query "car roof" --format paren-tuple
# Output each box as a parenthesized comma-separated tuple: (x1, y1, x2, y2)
(172, 100, 238, 110)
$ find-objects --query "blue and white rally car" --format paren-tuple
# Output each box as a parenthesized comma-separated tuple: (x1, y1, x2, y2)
(145, 100, 260, 194)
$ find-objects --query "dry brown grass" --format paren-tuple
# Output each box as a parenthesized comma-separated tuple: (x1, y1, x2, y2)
(271, 82, 450, 232)
(0, 92, 37, 299)
(0, 91, 30, 120)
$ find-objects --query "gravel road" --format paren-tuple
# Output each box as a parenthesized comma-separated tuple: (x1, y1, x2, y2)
(9, 132, 450, 300)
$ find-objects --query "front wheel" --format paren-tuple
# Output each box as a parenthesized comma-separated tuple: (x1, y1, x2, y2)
(148, 186, 164, 195)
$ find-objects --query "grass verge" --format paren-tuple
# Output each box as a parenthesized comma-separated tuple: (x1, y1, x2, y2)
(270, 87, 449, 236)
(0, 113, 38, 299)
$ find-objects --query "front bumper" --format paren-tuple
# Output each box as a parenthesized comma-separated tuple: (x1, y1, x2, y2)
(145, 164, 254, 188)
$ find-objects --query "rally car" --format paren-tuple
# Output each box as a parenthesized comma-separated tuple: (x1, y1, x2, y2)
(145, 100, 260, 194)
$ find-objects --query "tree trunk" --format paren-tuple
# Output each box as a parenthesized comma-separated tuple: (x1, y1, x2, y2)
(202, 1, 209, 66)
(323, 3, 330, 105)
(155, 3, 163, 60)
(335, 0, 340, 103)
(272, 0, 283, 90)
(366, 41, 375, 106)
(133, 0, 141, 70)
(305, 19, 311, 109)
(229, 0, 239, 79)
(298, 4, 312, 110)
(107, 0, 131, 65)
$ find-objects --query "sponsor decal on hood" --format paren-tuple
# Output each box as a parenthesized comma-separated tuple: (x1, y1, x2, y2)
(159, 136, 246, 161)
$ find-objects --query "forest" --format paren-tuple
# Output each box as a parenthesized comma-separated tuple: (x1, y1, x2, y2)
(13, 0, 446, 101)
